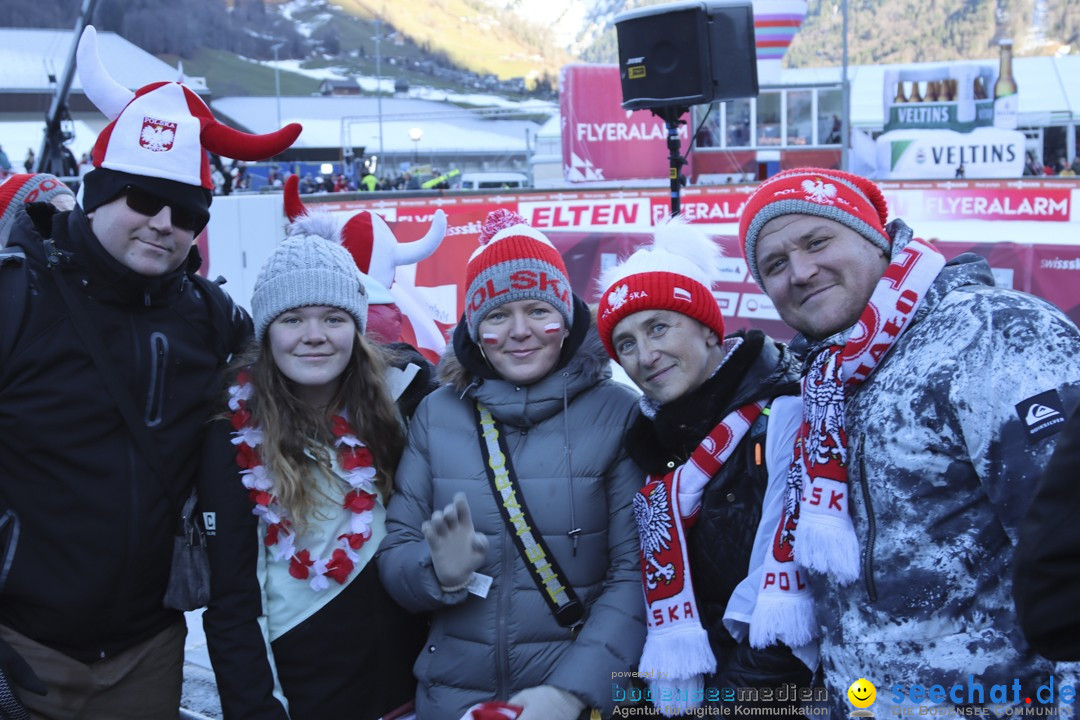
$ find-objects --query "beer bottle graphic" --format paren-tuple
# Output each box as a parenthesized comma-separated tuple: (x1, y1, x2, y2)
(973, 76, 988, 100)
(994, 38, 1019, 129)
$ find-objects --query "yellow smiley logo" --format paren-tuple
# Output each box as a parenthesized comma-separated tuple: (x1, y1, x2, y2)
(847, 678, 877, 708)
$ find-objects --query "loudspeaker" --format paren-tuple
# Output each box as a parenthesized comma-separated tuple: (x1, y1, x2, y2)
(615, 0, 758, 111)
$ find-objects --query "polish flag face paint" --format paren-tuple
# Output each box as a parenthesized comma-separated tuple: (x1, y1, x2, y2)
(543, 323, 562, 334)
(482, 333, 500, 345)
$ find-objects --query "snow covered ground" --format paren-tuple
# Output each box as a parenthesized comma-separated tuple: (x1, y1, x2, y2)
(181, 610, 222, 720)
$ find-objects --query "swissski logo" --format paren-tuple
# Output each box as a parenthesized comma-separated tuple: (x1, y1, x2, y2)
(140, 116, 177, 152)
(1015, 389, 1067, 442)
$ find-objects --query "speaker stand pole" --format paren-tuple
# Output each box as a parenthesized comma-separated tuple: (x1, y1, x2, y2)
(653, 106, 689, 217)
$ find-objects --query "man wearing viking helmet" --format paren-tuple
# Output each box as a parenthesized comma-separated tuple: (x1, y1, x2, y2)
(0, 26, 300, 718)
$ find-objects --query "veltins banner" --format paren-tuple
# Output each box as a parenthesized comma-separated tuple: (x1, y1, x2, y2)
(876, 126, 1025, 179)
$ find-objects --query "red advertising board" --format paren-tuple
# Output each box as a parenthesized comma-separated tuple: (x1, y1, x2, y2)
(560, 64, 688, 183)
(883, 186, 1071, 223)
(305, 179, 1080, 351)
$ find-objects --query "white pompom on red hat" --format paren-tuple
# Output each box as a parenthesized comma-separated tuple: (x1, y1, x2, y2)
(596, 216, 726, 361)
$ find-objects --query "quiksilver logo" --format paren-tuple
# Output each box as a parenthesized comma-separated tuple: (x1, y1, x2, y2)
(1025, 403, 1060, 426)
(1017, 390, 1067, 442)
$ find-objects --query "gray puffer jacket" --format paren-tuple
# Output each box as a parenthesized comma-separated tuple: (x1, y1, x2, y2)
(377, 320, 646, 720)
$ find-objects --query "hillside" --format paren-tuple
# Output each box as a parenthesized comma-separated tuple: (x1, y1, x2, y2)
(4, 0, 1078, 102)
(319, 0, 573, 83)
(784, 0, 1080, 66)
(580, 0, 1080, 67)
(0, 0, 568, 94)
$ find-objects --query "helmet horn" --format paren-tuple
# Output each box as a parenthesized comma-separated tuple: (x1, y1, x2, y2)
(394, 208, 447, 266)
(77, 26, 134, 121)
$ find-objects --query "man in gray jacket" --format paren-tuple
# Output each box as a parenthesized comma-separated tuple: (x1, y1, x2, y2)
(739, 167, 1080, 715)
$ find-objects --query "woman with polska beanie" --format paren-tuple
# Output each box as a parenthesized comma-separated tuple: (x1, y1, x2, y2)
(378, 210, 646, 720)
(198, 212, 425, 720)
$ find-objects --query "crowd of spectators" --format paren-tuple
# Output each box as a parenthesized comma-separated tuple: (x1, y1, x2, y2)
(295, 169, 433, 194)
(1024, 151, 1080, 177)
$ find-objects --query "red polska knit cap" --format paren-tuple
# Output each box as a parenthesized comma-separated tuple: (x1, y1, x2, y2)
(739, 167, 891, 288)
(464, 209, 573, 342)
(596, 216, 725, 361)
(1, 174, 75, 245)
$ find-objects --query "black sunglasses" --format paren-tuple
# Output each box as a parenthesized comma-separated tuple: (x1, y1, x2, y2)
(122, 186, 208, 233)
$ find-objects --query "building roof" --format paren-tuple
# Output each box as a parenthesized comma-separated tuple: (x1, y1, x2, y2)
(0, 28, 206, 94)
(2, 119, 101, 161)
(210, 95, 543, 153)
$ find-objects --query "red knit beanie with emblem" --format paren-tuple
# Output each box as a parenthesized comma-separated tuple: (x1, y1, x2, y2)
(739, 167, 891, 288)
(464, 209, 573, 342)
(596, 216, 725, 361)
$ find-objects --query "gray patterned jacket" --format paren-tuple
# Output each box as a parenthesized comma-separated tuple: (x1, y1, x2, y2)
(792, 221, 1080, 713)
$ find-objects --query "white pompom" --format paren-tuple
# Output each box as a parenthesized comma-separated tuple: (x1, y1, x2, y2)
(596, 215, 724, 294)
(285, 210, 343, 245)
(652, 214, 724, 280)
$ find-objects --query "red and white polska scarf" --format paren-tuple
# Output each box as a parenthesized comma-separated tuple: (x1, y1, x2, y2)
(750, 236, 946, 650)
(634, 401, 765, 716)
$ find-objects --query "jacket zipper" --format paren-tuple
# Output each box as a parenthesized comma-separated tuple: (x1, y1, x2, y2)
(496, 507, 511, 699)
(856, 434, 878, 602)
(145, 332, 168, 427)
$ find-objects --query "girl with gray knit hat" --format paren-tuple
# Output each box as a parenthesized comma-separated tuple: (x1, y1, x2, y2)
(198, 212, 425, 719)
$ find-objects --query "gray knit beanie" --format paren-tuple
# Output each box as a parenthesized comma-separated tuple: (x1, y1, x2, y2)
(252, 212, 368, 341)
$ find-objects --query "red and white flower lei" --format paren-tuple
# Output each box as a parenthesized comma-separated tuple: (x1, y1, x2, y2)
(228, 370, 380, 592)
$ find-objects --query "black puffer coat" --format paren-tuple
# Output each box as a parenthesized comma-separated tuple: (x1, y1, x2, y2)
(625, 330, 812, 708)
(0, 203, 249, 662)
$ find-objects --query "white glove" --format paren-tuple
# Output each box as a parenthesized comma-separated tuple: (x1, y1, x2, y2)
(508, 685, 585, 720)
(423, 492, 488, 591)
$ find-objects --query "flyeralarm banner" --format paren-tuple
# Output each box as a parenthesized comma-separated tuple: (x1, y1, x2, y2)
(204, 180, 1080, 358)
(560, 64, 687, 183)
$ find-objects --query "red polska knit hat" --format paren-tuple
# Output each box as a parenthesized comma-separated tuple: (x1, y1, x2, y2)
(0, 174, 75, 245)
(596, 216, 725, 361)
(464, 209, 573, 342)
(739, 167, 891, 288)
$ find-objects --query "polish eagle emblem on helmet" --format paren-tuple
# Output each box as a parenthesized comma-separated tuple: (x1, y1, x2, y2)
(140, 117, 177, 152)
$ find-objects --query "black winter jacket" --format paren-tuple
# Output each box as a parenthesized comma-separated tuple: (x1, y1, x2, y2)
(625, 331, 812, 706)
(1015, 402, 1080, 661)
(0, 203, 250, 662)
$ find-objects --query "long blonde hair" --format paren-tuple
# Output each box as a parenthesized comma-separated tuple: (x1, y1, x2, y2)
(228, 329, 405, 528)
